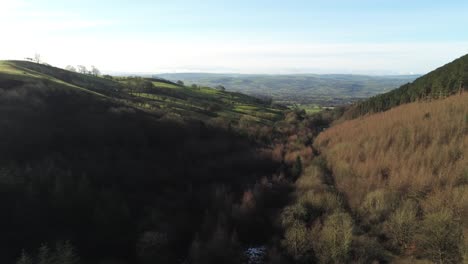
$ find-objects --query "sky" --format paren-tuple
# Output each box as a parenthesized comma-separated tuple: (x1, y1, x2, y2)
(1, 0, 468, 74)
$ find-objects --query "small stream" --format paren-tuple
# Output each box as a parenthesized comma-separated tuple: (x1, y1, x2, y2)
(244, 246, 267, 264)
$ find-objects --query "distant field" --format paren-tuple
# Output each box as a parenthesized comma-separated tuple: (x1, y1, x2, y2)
(155, 73, 418, 106)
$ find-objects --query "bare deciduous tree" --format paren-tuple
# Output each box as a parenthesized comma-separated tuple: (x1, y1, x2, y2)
(65, 65, 77, 72)
(77, 65, 87, 74)
(91, 66, 101, 76)
(34, 53, 41, 64)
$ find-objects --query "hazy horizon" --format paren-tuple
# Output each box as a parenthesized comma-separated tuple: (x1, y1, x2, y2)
(1, 0, 467, 74)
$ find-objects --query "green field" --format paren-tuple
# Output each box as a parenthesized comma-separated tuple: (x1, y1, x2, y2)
(294, 103, 323, 114)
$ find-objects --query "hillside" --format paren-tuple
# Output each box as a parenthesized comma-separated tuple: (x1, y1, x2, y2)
(0, 60, 297, 263)
(0, 61, 284, 127)
(346, 54, 468, 118)
(311, 94, 467, 263)
(155, 73, 417, 106)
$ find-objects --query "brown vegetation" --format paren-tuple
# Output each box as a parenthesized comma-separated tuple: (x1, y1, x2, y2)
(315, 93, 468, 262)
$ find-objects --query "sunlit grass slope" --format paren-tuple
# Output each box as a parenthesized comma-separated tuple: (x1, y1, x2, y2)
(0, 60, 284, 127)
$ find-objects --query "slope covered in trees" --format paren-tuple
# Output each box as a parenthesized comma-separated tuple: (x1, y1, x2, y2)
(0, 60, 302, 263)
(346, 54, 468, 118)
(309, 94, 468, 263)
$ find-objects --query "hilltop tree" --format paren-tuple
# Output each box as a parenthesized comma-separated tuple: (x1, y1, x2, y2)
(65, 65, 76, 72)
(34, 53, 41, 64)
(91, 66, 100, 76)
(77, 65, 87, 74)
(176, 80, 184, 86)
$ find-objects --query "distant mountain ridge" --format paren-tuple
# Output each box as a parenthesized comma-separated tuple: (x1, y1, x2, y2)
(155, 73, 418, 106)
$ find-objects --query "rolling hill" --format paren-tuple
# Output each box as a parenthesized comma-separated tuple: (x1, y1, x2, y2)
(0, 60, 284, 127)
(155, 73, 418, 106)
(0, 60, 292, 263)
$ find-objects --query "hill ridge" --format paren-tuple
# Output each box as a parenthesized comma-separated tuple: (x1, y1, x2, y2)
(346, 54, 468, 118)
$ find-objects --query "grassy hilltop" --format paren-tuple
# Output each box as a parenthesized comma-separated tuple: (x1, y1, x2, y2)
(0, 60, 284, 127)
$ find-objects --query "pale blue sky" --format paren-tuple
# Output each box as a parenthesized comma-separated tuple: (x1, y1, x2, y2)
(1, 0, 467, 74)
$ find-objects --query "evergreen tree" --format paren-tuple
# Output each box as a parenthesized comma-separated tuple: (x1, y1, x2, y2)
(16, 250, 33, 264)
(54, 241, 80, 264)
(37, 243, 52, 264)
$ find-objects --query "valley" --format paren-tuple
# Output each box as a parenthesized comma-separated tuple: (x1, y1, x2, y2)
(0, 55, 467, 264)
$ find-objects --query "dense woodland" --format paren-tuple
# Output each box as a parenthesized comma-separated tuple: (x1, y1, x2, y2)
(0, 55, 467, 264)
